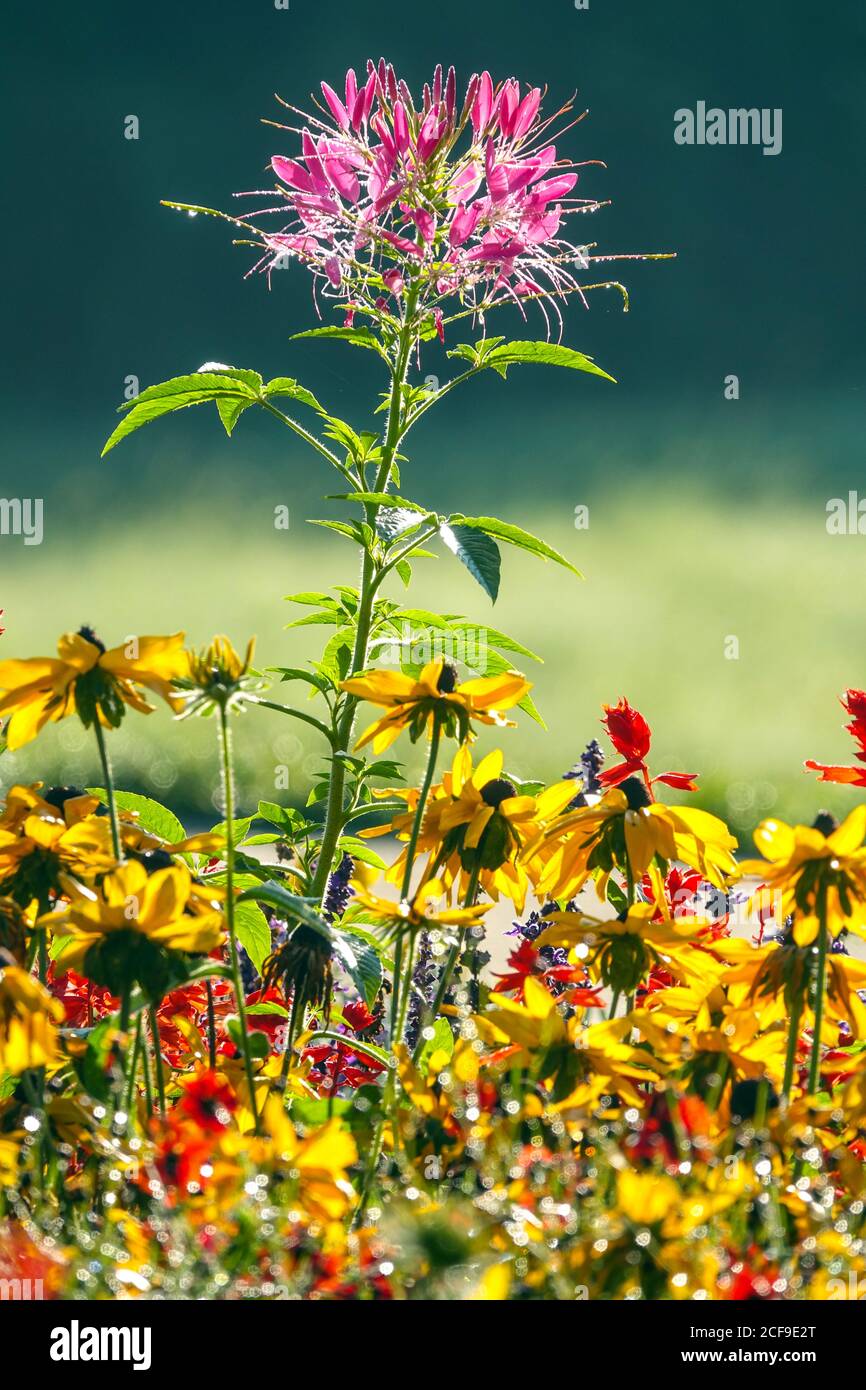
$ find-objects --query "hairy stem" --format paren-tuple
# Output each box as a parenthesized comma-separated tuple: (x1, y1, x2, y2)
(92, 717, 122, 861)
(311, 289, 420, 903)
(807, 884, 829, 1096)
(217, 702, 261, 1134)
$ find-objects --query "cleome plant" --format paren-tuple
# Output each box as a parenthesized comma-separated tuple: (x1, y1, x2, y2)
(1, 61, 864, 1304)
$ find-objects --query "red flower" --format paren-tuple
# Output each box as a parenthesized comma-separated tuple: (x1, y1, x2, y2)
(48, 967, 116, 1027)
(629, 1091, 711, 1167)
(597, 697, 698, 795)
(806, 688, 866, 787)
(147, 1116, 215, 1194)
(492, 939, 601, 1005)
(178, 1069, 237, 1132)
(155, 981, 212, 1066)
(342, 999, 377, 1032)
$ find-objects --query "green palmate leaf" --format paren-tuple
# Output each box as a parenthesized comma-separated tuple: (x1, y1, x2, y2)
(446, 621, 542, 664)
(101, 371, 262, 455)
(209, 815, 254, 847)
(328, 492, 427, 512)
(439, 523, 501, 603)
(233, 901, 272, 975)
(257, 801, 307, 835)
(282, 591, 339, 607)
(87, 788, 187, 847)
(247, 1000, 290, 1019)
(448, 516, 582, 577)
(263, 376, 325, 413)
(293, 325, 384, 354)
(216, 396, 253, 437)
(335, 837, 386, 871)
(450, 338, 615, 382)
(309, 519, 373, 546)
(319, 627, 355, 683)
(102, 366, 327, 456)
(378, 511, 428, 544)
(267, 665, 333, 695)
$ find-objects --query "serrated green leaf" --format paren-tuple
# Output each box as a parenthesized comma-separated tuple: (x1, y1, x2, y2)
(293, 326, 383, 354)
(449, 515, 582, 577)
(330, 931, 383, 1008)
(264, 376, 325, 413)
(217, 396, 253, 436)
(439, 523, 501, 603)
(87, 788, 186, 846)
(453, 339, 615, 382)
(102, 372, 262, 456)
(233, 901, 271, 974)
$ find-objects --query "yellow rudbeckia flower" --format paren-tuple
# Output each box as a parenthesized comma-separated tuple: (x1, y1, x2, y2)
(363, 746, 575, 913)
(0, 628, 188, 749)
(739, 806, 866, 940)
(0, 964, 64, 1073)
(341, 658, 531, 753)
(50, 859, 223, 984)
(347, 876, 491, 944)
(0, 784, 117, 899)
(524, 778, 738, 904)
(539, 902, 708, 999)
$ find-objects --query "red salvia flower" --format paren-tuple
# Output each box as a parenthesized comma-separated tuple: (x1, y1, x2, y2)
(806, 687, 866, 787)
(178, 1069, 237, 1132)
(597, 696, 698, 795)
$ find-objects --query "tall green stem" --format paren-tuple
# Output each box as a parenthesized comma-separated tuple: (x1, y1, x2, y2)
(782, 990, 804, 1100)
(92, 717, 122, 861)
(149, 1005, 166, 1117)
(807, 885, 829, 1096)
(311, 288, 420, 902)
(217, 701, 260, 1134)
(389, 718, 442, 1044)
(411, 862, 481, 1065)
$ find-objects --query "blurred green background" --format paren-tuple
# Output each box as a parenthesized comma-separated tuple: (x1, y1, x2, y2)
(2, 0, 865, 838)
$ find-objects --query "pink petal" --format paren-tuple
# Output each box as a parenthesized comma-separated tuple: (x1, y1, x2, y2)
(321, 82, 350, 132)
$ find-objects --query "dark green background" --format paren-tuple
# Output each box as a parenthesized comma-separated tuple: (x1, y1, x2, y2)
(4, 0, 864, 511)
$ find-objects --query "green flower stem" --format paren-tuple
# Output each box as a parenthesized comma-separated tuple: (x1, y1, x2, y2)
(411, 862, 481, 1065)
(124, 1016, 143, 1116)
(216, 701, 261, 1135)
(354, 702, 443, 1224)
(706, 1054, 730, 1112)
(311, 288, 420, 904)
(149, 1005, 166, 1117)
(807, 885, 830, 1096)
(141, 1023, 155, 1119)
(92, 716, 122, 861)
(389, 717, 442, 1045)
(782, 990, 805, 1100)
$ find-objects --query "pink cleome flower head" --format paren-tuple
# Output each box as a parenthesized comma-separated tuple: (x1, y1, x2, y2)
(224, 59, 649, 337)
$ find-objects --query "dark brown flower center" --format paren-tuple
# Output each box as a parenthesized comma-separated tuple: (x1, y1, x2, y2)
(620, 776, 651, 810)
(436, 661, 459, 693)
(77, 625, 106, 654)
(812, 810, 839, 837)
(481, 778, 517, 808)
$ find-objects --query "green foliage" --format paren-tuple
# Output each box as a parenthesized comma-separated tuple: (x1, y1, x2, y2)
(101, 368, 327, 456)
(447, 337, 615, 382)
(88, 788, 187, 846)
